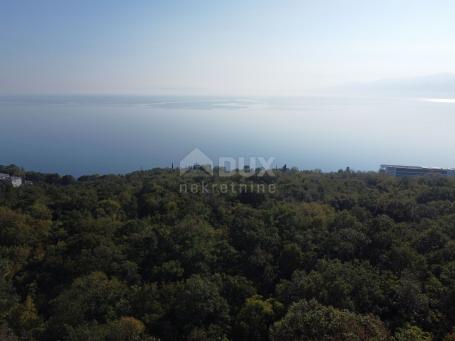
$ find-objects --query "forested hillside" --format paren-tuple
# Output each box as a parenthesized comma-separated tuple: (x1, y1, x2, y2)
(2, 165, 455, 340)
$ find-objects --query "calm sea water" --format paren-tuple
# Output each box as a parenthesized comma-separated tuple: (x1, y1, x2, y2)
(0, 95, 454, 176)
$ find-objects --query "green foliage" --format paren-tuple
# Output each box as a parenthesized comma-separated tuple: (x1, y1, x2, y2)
(3, 166, 455, 339)
(48, 272, 130, 339)
(233, 295, 283, 341)
(8, 295, 45, 339)
(65, 316, 153, 341)
(393, 324, 433, 340)
(270, 299, 389, 340)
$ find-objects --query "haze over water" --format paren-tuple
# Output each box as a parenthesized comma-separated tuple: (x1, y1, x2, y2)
(2, 1, 455, 177)
(1, 95, 454, 176)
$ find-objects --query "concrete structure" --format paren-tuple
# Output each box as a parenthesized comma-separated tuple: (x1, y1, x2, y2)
(0, 173, 24, 187)
(10, 176, 23, 187)
(380, 165, 455, 177)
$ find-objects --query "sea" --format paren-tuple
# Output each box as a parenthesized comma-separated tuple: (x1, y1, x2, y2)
(0, 95, 454, 176)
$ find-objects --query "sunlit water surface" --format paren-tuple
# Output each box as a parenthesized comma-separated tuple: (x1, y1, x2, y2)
(1, 95, 454, 176)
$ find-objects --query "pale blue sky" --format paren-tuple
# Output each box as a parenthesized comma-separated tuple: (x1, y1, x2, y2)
(1, 0, 454, 95)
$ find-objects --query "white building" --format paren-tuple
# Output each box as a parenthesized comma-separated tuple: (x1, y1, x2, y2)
(380, 165, 455, 177)
(0, 173, 23, 187)
(10, 176, 23, 187)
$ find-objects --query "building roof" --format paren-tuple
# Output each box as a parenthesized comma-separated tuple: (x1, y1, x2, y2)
(381, 164, 455, 171)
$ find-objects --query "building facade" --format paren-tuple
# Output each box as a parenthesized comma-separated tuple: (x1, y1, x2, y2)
(0, 173, 23, 187)
(380, 165, 455, 177)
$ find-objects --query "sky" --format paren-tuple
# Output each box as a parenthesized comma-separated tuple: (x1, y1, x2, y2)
(1, 0, 455, 96)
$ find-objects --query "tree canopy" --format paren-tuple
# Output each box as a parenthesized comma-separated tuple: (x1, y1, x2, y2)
(2, 166, 455, 340)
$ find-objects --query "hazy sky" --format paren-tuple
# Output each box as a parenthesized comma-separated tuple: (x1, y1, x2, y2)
(1, 0, 454, 96)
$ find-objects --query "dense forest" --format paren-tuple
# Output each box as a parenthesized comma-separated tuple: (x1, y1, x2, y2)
(2, 164, 455, 340)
